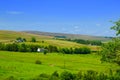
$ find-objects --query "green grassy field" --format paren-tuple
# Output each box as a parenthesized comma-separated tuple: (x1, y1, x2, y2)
(0, 51, 119, 79)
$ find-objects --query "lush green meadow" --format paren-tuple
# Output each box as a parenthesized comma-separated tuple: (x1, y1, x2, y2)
(0, 30, 119, 79)
(0, 51, 119, 79)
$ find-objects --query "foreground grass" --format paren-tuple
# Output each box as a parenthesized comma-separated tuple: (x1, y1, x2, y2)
(0, 51, 119, 79)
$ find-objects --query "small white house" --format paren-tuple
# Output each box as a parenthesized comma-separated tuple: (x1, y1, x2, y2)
(37, 48, 41, 52)
(37, 48, 44, 52)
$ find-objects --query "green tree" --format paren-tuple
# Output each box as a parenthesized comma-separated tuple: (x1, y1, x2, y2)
(31, 37, 36, 42)
(19, 43, 27, 52)
(23, 38, 27, 42)
(60, 71, 74, 80)
(16, 37, 22, 41)
(111, 19, 120, 36)
(43, 49, 48, 55)
(16, 37, 26, 42)
(101, 19, 120, 65)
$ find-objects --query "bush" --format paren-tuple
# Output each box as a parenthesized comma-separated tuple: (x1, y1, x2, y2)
(50, 71, 59, 80)
(74, 47, 91, 54)
(61, 48, 71, 54)
(83, 70, 98, 80)
(6, 76, 16, 80)
(33, 73, 50, 80)
(35, 60, 42, 64)
(76, 71, 83, 80)
(97, 72, 107, 80)
(32, 69, 120, 80)
(51, 71, 59, 77)
(39, 73, 50, 79)
(0, 43, 5, 50)
(43, 49, 48, 55)
(18, 43, 27, 52)
(48, 45, 58, 53)
(60, 71, 74, 80)
(100, 38, 120, 65)
(31, 37, 36, 42)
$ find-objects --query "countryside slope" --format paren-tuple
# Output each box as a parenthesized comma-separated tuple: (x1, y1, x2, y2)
(0, 30, 100, 51)
(23, 31, 112, 41)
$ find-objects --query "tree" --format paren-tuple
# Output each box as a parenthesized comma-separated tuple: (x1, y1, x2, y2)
(23, 38, 27, 42)
(60, 71, 74, 80)
(111, 19, 120, 36)
(31, 37, 36, 42)
(16, 37, 26, 42)
(19, 43, 27, 52)
(101, 39, 119, 63)
(43, 49, 48, 55)
(101, 19, 120, 65)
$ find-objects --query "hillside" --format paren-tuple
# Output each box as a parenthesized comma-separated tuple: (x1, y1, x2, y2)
(0, 30, 100, 51)
(23, 31, 112, 41)
(0, 30, 52, 42)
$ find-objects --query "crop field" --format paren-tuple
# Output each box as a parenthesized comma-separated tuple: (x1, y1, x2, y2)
(0, 51, 119, 79)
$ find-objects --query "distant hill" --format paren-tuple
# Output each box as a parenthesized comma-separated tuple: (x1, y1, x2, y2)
(0, 30, 52, 42)
(23, 31, 112, 41)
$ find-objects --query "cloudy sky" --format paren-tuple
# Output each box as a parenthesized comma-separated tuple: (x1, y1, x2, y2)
(0, 0, 120, 36)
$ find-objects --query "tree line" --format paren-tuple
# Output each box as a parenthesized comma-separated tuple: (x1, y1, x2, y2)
(0, 43, 91, 54)
(16, 37, 36, 42)
(31, 69, 120, 80)
(65, 39, 102, 46)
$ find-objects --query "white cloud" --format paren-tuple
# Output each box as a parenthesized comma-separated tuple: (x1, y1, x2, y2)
(74, 26, 79, 29)
(6, 11, 23, 15)
(72, 26, 81, 34)
(96, 23, 101, 26)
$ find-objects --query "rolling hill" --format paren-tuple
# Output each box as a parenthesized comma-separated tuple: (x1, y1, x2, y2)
(0, 30, 100, 51)
(0, 30, 117, 80)
(0, 30, 52, 42)
(23, 31, 112, 41)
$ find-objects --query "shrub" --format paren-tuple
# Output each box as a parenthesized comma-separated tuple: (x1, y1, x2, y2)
(97, 72, 108, 80)
(0, 43, 5, 50)
(51, 71, 59, 77)
(6, 76, 16, 80)
(100, 38, 120, 65)
(76, 71, 83, 80)
(61, 48, 71, 54)
(33, 73, 50, 80)
(50, 71, 59, 80)
(31, 37, 36, 42)
(74, 47, 91, 54)
(60, 71, 74, 80)
(43, 49, 48, 55)
(47, 45, 58, 53)
(83, 70, 98, 80)
(39, 73, 50, 79)
(35, 60, 42, 64)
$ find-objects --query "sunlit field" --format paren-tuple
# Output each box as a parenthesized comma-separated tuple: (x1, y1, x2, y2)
(0, 51, 119, 79)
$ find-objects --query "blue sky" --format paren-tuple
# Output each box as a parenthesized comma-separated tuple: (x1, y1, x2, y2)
(0, 0, 120, 36)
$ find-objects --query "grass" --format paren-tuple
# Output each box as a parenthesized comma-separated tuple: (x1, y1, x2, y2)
(0, 30, 99, 51)
(24, 40, 100, 51)
(0, 51, 119, 79)
(0, 30, 52, 42)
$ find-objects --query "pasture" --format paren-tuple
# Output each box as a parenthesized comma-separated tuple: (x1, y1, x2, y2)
(0, 51, 119, 79)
